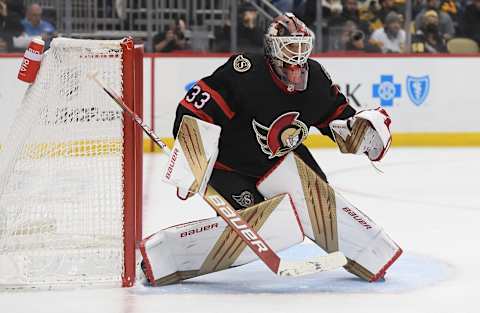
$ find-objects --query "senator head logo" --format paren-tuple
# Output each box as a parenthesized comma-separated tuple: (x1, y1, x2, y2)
(252, 112, 308, 159)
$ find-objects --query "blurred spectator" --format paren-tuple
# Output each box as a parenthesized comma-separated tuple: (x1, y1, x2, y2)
(358, 0, 382, 31)
(415, 0, 455, 39)
(299, 0, 342, 29)
(461, 0, 480, 44)
(370, 11, 405, 52)
(237, 4, 263, 53)
(327, 0, 347, 28)
(153, 19, 189, 52)
(345, 29, 382, 51)
(328, 0, 370, 51)
(358, 0, 402, 33)
(340, 20, 359, 48)
(412, 10, 448, 52)
(214, 4, 264, 53)
(271, 0, 306, 13)
(21, 3, 56, 44)
(327, 19, 353, 50)
(324, 0, 346, 50)
(376, 0, 401, 24)
(439, 0, 459, 31)
(0, 0, 24, 52)
(340, 0, 371, 34)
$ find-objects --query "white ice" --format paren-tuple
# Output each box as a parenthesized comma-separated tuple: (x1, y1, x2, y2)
(1, 147, 479, 313)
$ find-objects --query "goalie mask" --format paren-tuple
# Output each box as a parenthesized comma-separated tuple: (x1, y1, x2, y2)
(265, 13, 314, 92)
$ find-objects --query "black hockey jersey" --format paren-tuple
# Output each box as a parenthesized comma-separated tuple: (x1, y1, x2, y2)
(173, 54, 355, 178)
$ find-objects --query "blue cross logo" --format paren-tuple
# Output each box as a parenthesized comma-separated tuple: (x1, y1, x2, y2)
(372, 75, 401, 107)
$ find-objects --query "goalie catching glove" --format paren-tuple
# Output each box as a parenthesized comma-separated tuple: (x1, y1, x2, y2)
(329, 108, 392, 161)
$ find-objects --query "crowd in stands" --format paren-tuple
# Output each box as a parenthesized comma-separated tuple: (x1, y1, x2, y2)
(264, 0, 479, 53)
(271, 0, 480, 53)
(0, 0, 56, 52)
(153, 0, 479, 54)
(0, 0, 479, 54)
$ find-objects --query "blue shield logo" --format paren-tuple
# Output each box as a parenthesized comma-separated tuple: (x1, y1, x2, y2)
(406, 76, 430, 106)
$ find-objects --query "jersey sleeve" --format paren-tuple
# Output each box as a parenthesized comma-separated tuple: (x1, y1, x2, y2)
(312, 64, 356, 140)
(173, 56, 238, 138)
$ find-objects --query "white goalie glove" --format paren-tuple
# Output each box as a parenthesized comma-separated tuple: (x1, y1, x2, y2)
(329, 108, 392, 161)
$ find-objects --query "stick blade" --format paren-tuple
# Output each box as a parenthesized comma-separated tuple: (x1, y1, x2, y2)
(277, 251, 347, 277)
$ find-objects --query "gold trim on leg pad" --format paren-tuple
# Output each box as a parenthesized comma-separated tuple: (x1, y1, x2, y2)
(154, 270, 200, 286)
(294, 154, 339, 253)
(344, 247, 403, 282)
(344, 258, 375, 281)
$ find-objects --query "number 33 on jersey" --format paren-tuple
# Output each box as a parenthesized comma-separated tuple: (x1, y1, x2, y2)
(184, 84, 211, 109)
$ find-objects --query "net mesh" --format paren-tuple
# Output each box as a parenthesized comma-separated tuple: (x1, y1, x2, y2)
(0, 38, 126, 289)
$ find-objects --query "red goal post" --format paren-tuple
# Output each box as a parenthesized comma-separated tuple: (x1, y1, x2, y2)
(121, 38, 144, 287)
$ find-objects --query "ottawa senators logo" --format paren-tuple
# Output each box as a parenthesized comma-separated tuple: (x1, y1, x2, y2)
(232, 191, 254, 208)
(252, 112, 308, 159)
(233, 55, 251, 73)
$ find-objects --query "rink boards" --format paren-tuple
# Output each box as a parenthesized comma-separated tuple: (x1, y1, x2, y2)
(1, 54, 479, 148)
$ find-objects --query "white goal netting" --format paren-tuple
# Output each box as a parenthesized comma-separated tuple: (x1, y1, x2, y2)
(0, 38, 131, 289)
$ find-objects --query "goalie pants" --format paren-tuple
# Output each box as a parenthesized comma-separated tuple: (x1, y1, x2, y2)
(209, 144, 327, 210)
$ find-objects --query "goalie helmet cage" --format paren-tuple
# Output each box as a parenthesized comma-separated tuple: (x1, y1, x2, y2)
(0, 37, 143, 289)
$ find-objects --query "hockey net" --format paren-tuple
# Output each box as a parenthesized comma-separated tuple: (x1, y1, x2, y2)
(0, 38, 143, 289)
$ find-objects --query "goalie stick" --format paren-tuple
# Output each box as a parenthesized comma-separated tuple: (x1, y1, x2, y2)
(88, 70, 347, 277)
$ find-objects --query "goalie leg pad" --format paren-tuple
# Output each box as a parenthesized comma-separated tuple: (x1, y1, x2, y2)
(257, 153, 402, 281)
(140, 194, 303, 286)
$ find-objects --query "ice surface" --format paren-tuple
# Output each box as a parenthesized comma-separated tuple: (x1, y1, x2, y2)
(132, 244, 452, 295)
(1, 147, 479, 313)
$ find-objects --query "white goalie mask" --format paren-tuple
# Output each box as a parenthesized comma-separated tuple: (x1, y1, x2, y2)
(265, 13, 314, 92)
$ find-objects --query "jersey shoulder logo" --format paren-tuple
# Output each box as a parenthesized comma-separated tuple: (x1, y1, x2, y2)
(252, 112, 308, 159)
(233, 54, 251, 73)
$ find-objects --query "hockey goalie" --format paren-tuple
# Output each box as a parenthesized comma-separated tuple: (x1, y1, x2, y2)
(140, 13, 401, 286)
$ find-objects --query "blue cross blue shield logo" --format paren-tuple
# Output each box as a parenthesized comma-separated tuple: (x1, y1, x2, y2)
(372, 75, 402, 107)
(406, 75, 430, 106)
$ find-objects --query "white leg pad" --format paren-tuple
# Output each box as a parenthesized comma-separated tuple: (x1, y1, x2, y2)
(257, 153, 402, 281)
(140, 194, 304, 285)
